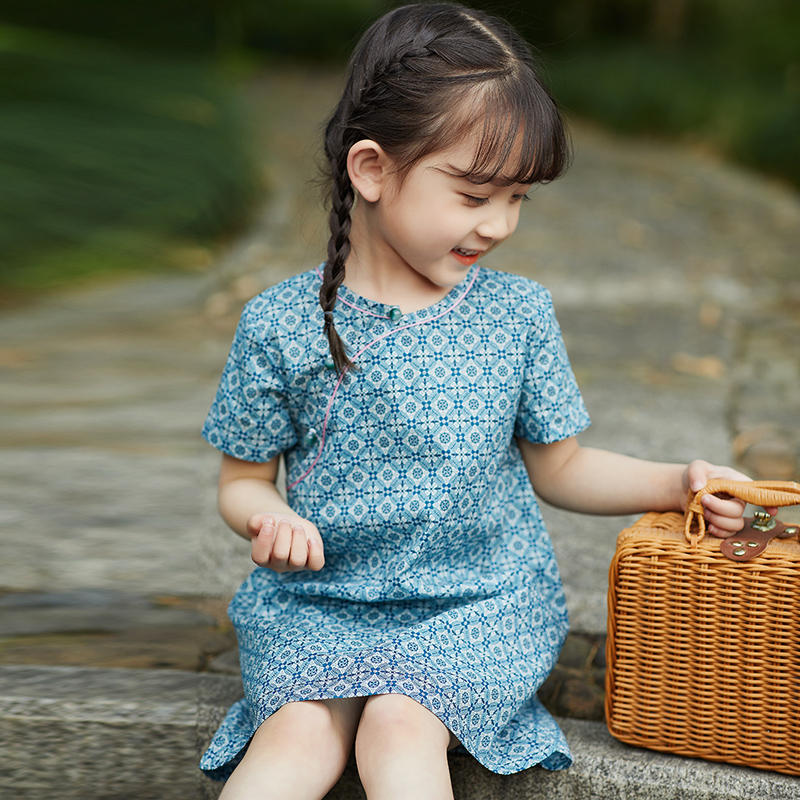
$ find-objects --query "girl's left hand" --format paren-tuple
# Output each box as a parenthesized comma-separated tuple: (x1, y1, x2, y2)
(682, 459, 777, 538)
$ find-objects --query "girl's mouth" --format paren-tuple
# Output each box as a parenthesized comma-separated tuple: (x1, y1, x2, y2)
(451, 247, 481, 266)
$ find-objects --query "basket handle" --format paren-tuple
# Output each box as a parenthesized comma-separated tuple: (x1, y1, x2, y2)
(684, 479, 800, 542)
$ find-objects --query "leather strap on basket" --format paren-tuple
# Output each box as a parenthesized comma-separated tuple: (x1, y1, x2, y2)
(718, 513, 799, 561)
(684, 479, 800, 545)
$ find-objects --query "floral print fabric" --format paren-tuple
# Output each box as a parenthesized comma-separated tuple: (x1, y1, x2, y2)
(200, 265, 590, 779)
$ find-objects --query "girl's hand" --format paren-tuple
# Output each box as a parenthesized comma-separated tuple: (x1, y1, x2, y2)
(247, 513, 325, 572)
(682, 459, 778, 538)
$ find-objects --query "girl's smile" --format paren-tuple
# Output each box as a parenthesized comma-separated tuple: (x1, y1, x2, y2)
(451, 247, 483, 266)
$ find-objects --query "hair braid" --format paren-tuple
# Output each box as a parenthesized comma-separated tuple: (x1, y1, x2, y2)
(320, 115, 357, 375)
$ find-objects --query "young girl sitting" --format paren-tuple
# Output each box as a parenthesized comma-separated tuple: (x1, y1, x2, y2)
(200, 4, 752, 798)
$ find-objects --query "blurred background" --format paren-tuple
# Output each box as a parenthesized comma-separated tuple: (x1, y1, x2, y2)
(1, 8, 798, 789)
(1, 0, 798, 300)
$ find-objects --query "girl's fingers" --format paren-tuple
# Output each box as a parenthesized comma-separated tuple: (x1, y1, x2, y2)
(269, 519, 295, 568)
(287, 526, 311, 570)
(246, 512, 270, 538)
(702, 493, 746, 518)
(306, 536, 325, 571)
(250, 516, 276, 565)
(702, 493, 747, 538)
(287, 527, 326, 571)
(706, 517, 745, 537)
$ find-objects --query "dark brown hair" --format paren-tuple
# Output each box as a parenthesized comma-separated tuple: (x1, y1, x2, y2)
(321, 2, 569, 373)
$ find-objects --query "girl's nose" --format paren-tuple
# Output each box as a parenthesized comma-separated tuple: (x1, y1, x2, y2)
(476, 207, 517, 241)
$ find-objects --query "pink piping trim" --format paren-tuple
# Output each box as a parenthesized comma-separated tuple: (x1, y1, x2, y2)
(287, 267, 481, 490)
(314, 265, 389, 319)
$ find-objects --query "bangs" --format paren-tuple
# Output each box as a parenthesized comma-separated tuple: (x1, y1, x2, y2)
(441, 76, 570, 186)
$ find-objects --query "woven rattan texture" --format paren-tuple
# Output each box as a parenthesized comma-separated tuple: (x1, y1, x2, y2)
(606, 510, 800, 776)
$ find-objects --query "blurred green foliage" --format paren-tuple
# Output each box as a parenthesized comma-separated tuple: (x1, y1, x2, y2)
(3, 0, 797, 293)
(233, 0, 800, 186)
(479, 0, 800, 184)
(548, 43, 800, 181)
(0, 2, 257, 293)
(223, 0, 391, 60)
(230, 0, 800, 185)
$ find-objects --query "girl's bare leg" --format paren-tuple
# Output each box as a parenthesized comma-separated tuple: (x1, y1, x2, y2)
(354, 694, 455, 800)
(219, 696, 367, 800)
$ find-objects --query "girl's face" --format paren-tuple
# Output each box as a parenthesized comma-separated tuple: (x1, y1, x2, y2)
(359, 138, 532, 292)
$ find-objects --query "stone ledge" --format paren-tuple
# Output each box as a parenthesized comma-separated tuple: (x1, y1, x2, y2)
(196, 673, 800, 800)
(2, 666, 798, 800)
(317, 720, 800, 800)
(0, 665, 235, 800)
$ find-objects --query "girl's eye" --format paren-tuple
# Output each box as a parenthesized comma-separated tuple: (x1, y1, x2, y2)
(514, 193, 531, 203)
(463, 194, 489, 206)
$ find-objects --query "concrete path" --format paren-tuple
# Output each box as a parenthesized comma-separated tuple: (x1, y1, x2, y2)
(1, 67, 799, 797)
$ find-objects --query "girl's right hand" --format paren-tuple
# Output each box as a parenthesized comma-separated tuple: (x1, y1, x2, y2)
(246, 513, 325, 573)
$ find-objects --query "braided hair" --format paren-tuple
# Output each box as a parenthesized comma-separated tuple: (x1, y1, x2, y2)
(320, 2, 570, 374)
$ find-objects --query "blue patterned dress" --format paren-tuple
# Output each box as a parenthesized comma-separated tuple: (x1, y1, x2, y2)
(200, 265, 590, 779)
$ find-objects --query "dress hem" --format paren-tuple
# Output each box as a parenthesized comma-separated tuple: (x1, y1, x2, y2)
(199, 688, 572, 781)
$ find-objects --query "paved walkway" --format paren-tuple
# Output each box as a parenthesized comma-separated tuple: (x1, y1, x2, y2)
(2, 67, 799, 682)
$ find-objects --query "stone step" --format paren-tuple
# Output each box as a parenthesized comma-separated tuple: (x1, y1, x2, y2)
(2, 665, 797, 800)
(0, 665, 238, 800)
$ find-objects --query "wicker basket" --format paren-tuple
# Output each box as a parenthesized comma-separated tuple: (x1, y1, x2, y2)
(605, 479, 800, 775)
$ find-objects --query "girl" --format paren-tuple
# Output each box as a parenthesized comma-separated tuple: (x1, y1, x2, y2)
(200, 4, 752, 798)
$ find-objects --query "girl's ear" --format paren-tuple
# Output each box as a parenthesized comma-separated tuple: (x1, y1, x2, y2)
(347, 140, 391, 203)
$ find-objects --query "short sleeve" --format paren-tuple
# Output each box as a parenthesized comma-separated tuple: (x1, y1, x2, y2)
(202, 300, 297, 462)
(514, 290, 590, 444)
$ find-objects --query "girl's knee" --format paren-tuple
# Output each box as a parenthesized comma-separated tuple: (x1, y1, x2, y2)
(269, 699, 333, 732)
(255, 697, 361, 750)
(223, 699, 366, 799)
(356, 694, 450, 750)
